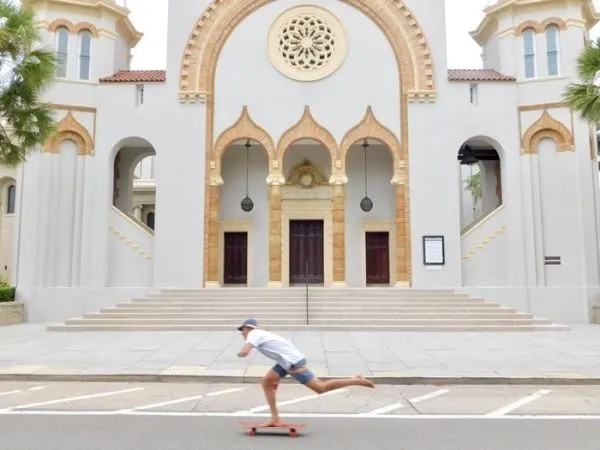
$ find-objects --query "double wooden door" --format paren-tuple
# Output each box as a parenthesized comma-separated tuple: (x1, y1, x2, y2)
(365, 231, 390, 285)
(289, 220, 324, 285)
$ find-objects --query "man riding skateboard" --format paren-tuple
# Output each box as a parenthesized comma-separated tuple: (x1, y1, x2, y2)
(237, 318, 375, 427)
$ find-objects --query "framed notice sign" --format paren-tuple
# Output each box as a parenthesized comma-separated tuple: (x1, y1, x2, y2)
(422, 235, 445, 266)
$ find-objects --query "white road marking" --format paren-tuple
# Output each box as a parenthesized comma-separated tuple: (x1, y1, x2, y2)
(28, 386, 46, 392)
(0, 387, 145, 411)
(117, 394, 205, 413)
(362, 388, 451, 416)
(0, 409, 599, 420)
(239, 388, 348, 413)
(410, 389, 450, 404)
(486, 389, 552, 417)
(206, 388, 246, 397)
(0, 389, 22, 397)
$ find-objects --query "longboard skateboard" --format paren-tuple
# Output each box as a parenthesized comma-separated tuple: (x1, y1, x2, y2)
(239, 421, 307, 438)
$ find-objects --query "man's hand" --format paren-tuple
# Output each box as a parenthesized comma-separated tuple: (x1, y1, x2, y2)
(237, 343, 253, 358)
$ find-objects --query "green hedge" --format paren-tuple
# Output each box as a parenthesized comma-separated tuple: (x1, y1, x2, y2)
(0, 287, 15, 302)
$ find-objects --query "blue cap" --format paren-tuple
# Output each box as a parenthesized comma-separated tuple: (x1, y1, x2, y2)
(237, 318, 258, 331)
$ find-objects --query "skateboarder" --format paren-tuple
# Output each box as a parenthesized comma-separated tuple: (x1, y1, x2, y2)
(237, 318, 375, 427)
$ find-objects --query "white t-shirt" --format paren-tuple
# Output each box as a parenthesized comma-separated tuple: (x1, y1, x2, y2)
(246, 329, 305, 369)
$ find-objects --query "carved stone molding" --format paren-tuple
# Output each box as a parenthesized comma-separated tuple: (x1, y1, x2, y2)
(178, 0, 436, 104)
(44, 111, 94, 156)
(515, 17, 567, 36)
(48, 18, 100, 37)
(212, 105, 276, 173)
(339, 106, 403, 163)
(276, 106, 338, 162)
(521, 110, 574, 155)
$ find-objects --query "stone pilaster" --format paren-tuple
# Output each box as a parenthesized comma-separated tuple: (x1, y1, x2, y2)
(206, 175, 223, 287)
(267, 174, 285, 286)
(330, 172, 347, 286)
(392, 161, 410, 286)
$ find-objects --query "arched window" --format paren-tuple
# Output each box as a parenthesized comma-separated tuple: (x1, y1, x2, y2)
(546, 25, 560, 76)
(146, 212, 155, 230)
(6, 185, 16, 215)
(523, 28, 536, 79)
(78, 30, 92, 80)
(55, 26, 69, 78)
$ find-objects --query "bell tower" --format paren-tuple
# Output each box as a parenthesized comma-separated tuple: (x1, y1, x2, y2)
(23, 0, 143, 82)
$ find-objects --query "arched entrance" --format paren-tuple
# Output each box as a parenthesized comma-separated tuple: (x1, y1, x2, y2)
(186, 1, 437, 287)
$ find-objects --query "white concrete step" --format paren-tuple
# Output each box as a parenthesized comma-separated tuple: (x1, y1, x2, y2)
(85, 312, 534, 320)
(133, 296, 486, 303)
(64, 317, 552, 326)
(47, 323, 570, 332)
(102, 306, 515, 314)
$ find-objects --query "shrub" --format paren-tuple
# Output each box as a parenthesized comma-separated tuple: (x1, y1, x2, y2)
(0, 277, 15, 302)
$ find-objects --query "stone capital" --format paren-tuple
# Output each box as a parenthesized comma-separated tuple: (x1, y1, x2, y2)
(266, 173, 286, 186)
(209, 173, 224, 186)
(329, 173, 348, 185)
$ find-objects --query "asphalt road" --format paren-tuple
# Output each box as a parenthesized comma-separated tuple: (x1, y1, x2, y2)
(2, 415, 600, 450)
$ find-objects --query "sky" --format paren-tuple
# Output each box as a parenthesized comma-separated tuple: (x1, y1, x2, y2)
(122, 0, 600, 71)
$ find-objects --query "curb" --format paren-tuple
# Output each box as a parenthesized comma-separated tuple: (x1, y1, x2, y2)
(1, 373, 600, 385)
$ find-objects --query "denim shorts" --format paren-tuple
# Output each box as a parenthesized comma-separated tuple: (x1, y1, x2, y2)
(272, 359, 315, 385)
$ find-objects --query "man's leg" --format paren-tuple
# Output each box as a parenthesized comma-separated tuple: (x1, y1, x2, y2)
(258, 366, 285, 427)
(288, 365, 375, 394)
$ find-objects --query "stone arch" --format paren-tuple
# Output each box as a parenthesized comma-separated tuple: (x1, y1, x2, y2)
(521, 110, 574, 155)
(516, 18, 567, 35)
(276, 106, 338, 165)
(339, 106, 402, 171)
(178, 0, 435, 103)
(48, 19, 75, 33)
(44, 112, 94, 156)
(73, 22, 100, 38)
(212, 106, 275, 174)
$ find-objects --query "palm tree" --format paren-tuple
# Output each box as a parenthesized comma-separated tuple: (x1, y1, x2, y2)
(563, 37, 600, 125)
(0, 0, 56, 166)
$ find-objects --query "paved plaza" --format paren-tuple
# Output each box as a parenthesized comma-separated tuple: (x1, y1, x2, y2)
(1, 324, 600, 382)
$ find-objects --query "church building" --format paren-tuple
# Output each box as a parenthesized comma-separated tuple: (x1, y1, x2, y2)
(7, 0, 600, 328)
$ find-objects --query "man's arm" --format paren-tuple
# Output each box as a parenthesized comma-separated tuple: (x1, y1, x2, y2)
(237, 343, 253, 358)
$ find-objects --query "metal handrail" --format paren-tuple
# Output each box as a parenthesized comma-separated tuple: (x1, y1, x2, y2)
(305, 257, 309, 326)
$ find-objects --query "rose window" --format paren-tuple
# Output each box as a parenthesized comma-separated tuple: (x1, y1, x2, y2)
(278, 15, 336, 72)
(268, 6, 347, 82)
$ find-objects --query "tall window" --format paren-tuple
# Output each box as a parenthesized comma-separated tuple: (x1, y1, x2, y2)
(6, 185, 15, 214)
(523, 28, 536, 79)
(546, 25, 560, 76)
(78, 30, 92, 80)
(55, 27, 69, 78)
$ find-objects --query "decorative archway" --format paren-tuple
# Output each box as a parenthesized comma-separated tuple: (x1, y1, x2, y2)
(521, 110, 574, 154)
(191, 0, 434, 286)
(44, 111, 94, 155)
(212, 106, 276, 176)
(276, 106, 338, 166)
(178, 0, 435, 103)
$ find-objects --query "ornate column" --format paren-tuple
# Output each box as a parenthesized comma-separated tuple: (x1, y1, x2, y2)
(132, 205, 142, 221)
(330, 169, 348, 286)
(205, 173, 223, 287)
(267, 171, 285, 286)
(392, 160, 410, 286)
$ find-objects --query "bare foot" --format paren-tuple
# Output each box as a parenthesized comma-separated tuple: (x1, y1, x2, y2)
(258, 418, 284, 427)
(356, 374, 375, 388)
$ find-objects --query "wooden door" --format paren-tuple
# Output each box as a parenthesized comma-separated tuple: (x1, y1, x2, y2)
(365, 232, 390, 285)
(223, 232, 248, 285)
(289, 220, 324, 284)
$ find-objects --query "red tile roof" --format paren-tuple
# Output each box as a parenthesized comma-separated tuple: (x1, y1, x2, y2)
(447, 69, 515, 82)
(100, 70, 166, 83)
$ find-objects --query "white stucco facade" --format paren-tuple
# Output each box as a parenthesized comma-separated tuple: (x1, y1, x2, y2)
(10, 0, 600, 323)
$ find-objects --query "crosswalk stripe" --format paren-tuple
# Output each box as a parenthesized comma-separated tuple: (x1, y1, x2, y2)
(239, 388, 348, 413)
(0, 387, 145, 411)
(118, 394, 205, 413)
(206, 388, 246, 397)
(486, 389, 552, 417)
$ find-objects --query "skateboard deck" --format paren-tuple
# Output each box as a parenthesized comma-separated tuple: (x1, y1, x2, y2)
(239, 421, 307, 438)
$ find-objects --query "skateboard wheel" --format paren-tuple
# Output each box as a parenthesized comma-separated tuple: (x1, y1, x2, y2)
(248, 430, 255, 436)
(290, 431, 297, 438)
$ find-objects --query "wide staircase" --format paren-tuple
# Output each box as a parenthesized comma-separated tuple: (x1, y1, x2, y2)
(46, 288, 569, 332)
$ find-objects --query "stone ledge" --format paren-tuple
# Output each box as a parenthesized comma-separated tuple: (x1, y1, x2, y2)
(0, 301, 24, 326)
(593, 304, 600, 325)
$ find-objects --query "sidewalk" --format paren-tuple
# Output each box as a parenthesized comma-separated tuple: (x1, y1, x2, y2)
(1, 324, 600, 384)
